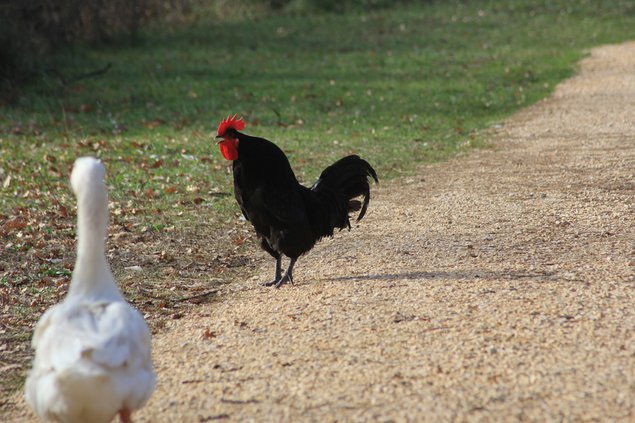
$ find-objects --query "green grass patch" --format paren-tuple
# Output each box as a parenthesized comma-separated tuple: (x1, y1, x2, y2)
(3, 1, 635, 220)
(2, 0, 635, 400)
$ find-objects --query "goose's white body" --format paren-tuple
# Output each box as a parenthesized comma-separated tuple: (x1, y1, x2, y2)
(25, 157, 155, 423)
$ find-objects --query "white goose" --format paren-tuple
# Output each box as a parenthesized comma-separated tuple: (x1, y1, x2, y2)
(25, 157, 155, 423)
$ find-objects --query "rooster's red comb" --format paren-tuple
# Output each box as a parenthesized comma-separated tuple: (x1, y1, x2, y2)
(217, 114, 245, 136)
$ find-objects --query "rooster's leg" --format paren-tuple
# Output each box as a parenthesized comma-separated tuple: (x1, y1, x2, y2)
(262, 256, 283, 287)
(275, 257, 296, 288)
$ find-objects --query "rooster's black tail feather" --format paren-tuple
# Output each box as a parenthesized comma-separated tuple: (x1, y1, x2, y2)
(308, 155, 378, 239)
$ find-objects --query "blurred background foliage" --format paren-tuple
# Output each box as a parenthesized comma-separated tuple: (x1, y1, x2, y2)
(0, 0, 411, 101)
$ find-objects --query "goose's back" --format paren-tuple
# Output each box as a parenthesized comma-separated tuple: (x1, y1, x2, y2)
(25, 299, 155, 423)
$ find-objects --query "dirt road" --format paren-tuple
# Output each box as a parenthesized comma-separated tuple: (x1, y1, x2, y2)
(9, 42, 635, 422)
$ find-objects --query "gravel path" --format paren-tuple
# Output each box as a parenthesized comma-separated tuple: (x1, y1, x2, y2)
(9, 42, 635, 422)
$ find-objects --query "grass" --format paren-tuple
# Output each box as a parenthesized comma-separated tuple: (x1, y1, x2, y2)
(2, 0, 635, 403)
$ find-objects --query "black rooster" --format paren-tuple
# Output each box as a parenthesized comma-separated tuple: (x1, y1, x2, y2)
(216, 115, 378, 287)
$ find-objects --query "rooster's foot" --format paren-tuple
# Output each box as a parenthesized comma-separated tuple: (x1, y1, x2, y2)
(274, 273, 293, 288)
(261, 278, 282, 287)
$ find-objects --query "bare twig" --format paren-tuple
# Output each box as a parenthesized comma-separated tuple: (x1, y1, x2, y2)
(220, 397, 259, 404)
(176, 289, 220, 302)
(45, 63, 113, 86)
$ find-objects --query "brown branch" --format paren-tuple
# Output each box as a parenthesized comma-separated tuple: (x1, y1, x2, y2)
(45, 63, 112, 86)
(175, 289, 220, 303)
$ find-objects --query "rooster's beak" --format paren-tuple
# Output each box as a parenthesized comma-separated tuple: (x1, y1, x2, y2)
(215, 135, 224, 144)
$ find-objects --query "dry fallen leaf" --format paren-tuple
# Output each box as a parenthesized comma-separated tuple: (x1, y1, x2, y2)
(232, 234, 246, 246)
(201, 328, 216, 340)
(150, 159, 164, 169)
(3, 217, 27, 232)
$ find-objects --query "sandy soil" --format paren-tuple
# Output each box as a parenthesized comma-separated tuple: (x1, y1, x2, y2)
(7, 42, 635, 422)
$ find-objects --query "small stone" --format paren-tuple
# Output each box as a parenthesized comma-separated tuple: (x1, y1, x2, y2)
(125, 265, 143, 272)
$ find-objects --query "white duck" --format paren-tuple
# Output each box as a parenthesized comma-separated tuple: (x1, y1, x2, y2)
(25, 157, 155, 423)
